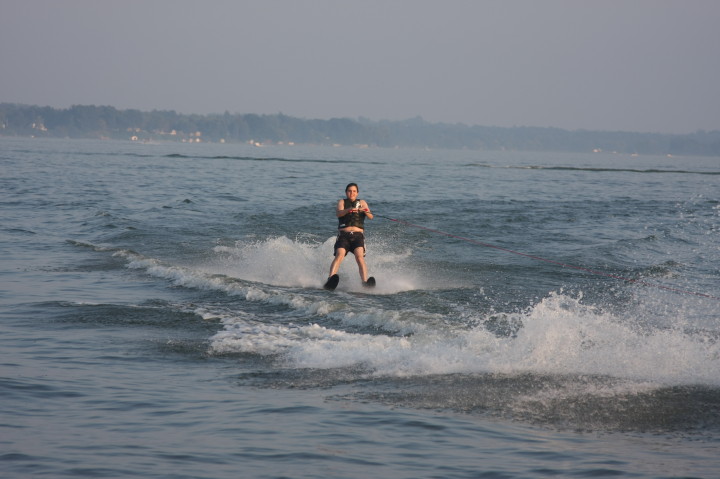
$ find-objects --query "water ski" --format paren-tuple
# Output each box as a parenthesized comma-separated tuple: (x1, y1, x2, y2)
(323, 274, 340, 290)
(363, 277, 376, 288)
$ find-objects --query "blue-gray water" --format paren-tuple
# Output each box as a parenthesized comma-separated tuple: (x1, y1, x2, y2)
(2, 137, 719, 478)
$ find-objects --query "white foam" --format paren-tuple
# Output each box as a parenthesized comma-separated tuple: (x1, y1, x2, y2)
(113, 242, 720, 387)
(503, 293, 720, 384)
(210, 235, 428, 293)
(207, 290, 720, 386)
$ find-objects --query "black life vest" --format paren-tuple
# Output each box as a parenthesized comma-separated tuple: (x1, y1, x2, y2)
(338, 198, 365, 230)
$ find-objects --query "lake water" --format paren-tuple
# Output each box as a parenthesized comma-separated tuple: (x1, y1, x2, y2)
(2, 137, 719, 478)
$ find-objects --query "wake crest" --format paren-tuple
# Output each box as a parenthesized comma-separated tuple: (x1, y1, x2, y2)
(75, 237, 720, 388)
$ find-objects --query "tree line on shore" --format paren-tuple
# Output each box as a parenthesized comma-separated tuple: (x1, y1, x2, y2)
(2, 102, 719, 156)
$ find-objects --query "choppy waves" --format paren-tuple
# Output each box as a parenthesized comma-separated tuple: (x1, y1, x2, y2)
(74, 236, 720, 391)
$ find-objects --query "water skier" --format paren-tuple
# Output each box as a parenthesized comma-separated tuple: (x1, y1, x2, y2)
(324, 183, 375, 290)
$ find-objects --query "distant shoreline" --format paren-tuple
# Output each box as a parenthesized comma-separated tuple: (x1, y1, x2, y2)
(2, 103, 719, 156)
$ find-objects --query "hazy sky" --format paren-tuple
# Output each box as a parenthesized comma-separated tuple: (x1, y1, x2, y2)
(2, 0, 719, 134)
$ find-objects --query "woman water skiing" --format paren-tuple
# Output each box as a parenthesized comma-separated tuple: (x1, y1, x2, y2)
(324, 183, 375, 290)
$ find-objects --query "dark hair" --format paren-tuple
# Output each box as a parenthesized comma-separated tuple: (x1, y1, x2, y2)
(345, 183, 359, 192)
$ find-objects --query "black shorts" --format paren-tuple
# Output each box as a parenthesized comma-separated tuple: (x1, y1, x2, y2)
(333, 230, 365, 256)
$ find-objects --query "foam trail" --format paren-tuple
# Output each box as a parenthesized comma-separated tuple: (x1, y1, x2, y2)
(210, 236, 425, 293)
(207, 291, 720, 387)
(106, 241, 720, 387)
